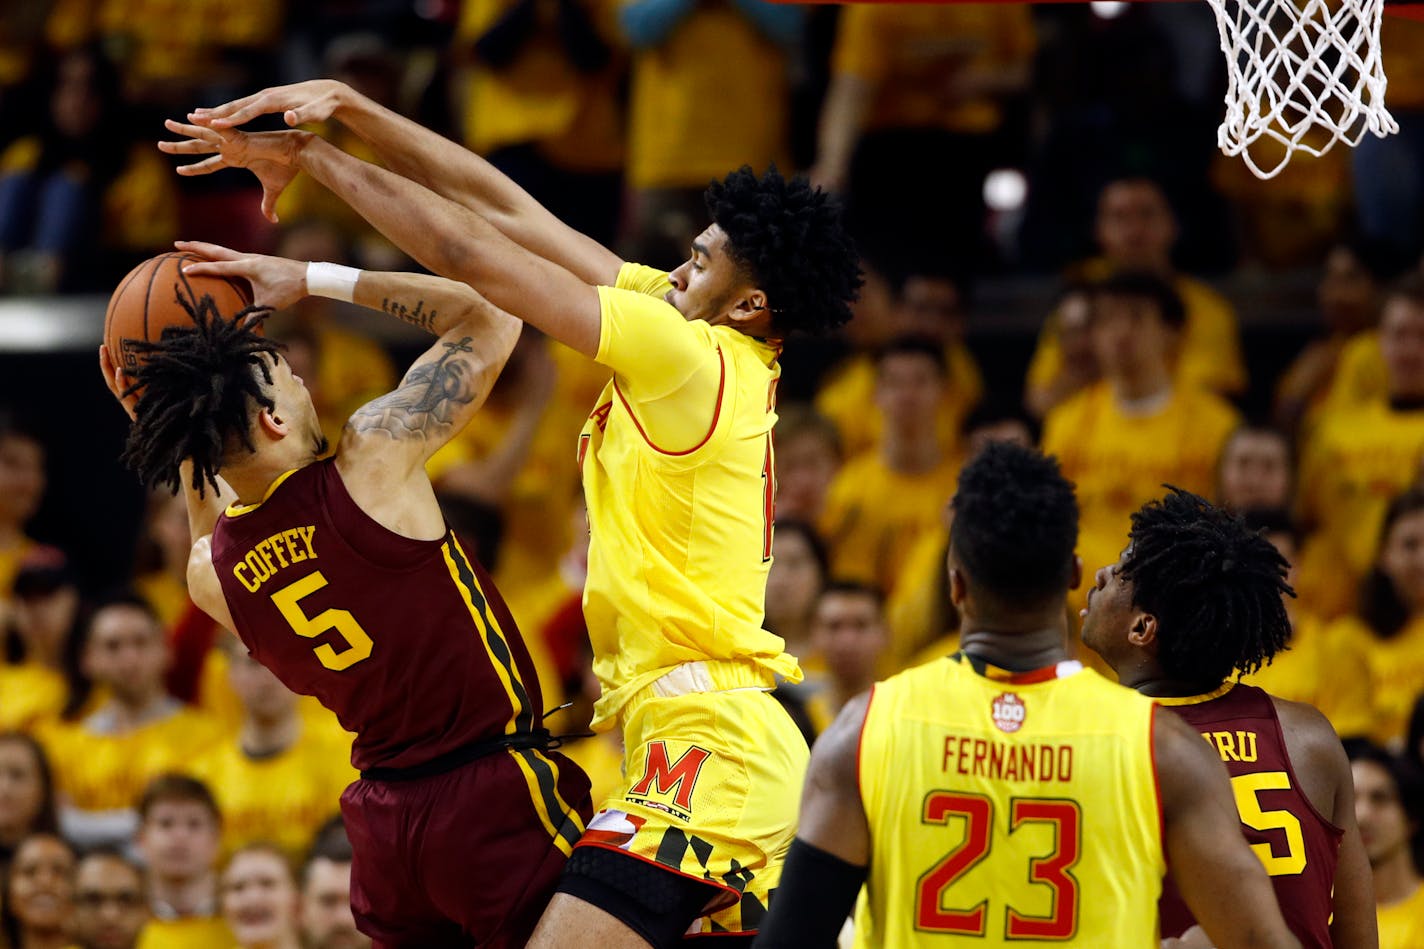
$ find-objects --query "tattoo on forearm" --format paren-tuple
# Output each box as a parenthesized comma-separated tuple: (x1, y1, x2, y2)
(347, 337, 481, 440)
(382, 297, 439, 332)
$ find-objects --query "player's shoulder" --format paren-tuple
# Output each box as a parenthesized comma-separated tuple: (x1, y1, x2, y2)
(615, 262, 674, 297)
(1269, 693, 1347, 763)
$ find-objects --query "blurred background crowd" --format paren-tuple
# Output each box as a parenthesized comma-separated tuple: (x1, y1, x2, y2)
(3, 0, 1424, 945)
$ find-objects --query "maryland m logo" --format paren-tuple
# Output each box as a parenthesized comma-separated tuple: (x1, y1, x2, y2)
(627, 742, 712, 821)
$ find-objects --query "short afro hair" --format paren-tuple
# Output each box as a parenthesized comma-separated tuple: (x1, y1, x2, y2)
(950, 442, 1078, 609)
(1121, 488, 1293, 687)
(705, 166, 862, 337)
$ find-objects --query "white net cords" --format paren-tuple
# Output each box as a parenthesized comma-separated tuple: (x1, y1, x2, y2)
(1205, 0, 1399, 178)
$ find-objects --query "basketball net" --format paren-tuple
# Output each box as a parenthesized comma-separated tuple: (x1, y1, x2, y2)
(1207, 0, 1398, 178)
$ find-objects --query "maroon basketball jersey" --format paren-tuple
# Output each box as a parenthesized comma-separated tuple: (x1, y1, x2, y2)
(212, 459, 545, 772)
(1158, 683, 1341, 948)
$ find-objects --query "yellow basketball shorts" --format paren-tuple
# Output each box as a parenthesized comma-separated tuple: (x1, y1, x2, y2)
(576, 682, 809, 936)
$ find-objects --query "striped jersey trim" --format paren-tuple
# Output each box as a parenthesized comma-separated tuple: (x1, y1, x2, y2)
(440, 535, 533, 735)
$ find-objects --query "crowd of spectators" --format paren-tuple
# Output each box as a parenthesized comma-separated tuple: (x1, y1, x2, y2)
(4, 0, 1424, 945)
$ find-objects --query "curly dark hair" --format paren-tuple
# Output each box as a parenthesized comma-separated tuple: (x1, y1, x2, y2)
(119, 292, 278, 497)
(704, 166, 862, 337)
(950, 442, 1078, 610)
(1121, 488, 1294, 687)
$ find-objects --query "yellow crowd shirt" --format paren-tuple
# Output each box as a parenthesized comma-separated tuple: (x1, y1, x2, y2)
(1319, 331, 1388, 417)
(1325, 614, 1424, 747)
(1240, 612, 1373, 739)
(0, 662, 67, 732)
(625, 4, 789, 189)
(814, 340, 983, 459)
(1027, 271, 1247, 397)
(1295, 399, 1424, 617)
(1378, 882, 1424, 949)
(820, 450, 961, 595)
(136, 917, 236, 949)
(581, 264, 800, 726)
(1042, 382, 1240, 607)
(885, 526, 953, 672)
(832, 5, 1036, 135)
(856, 655, 1164, 947)
(457, 0, 624, 171)
(38, 702, 222, 811)
(192, 726, 357, 860)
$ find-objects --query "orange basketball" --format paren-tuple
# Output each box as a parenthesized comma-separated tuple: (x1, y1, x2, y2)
(104, 252, 254, 371)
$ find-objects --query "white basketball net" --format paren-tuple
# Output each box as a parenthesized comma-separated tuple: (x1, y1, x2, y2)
(1206, 0, 1399, 178)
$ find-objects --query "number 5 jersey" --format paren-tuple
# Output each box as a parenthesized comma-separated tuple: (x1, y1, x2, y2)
(1156, 682, 1340, 948)
(212, 457, 548, 773)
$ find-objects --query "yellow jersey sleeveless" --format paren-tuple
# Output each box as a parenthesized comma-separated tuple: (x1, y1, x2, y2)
(856, 654, 1165, 947)
(581, 263, 800, 727)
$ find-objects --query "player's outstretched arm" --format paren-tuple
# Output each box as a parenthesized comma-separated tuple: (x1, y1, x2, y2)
(1155, 709, 1303, 949)
(754, 693, 871, 949)
(183, 80, 623, 285)
(160, 124, 604, 358)
(177, 240, 523, 472)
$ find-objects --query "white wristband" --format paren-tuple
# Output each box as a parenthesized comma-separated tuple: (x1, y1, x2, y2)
(306, 261, 360, 303)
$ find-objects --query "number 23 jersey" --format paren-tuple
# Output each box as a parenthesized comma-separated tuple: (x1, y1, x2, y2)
(212, 457, 545, 772)
(855, 654, 1165, 947)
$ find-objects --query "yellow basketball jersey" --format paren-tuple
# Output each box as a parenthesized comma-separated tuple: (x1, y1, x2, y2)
(855, 655, 1165, 947)
(580, 263, 800, 727)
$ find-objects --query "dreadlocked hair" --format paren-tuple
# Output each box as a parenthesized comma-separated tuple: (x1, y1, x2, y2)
(1121, 488, 1294, 686)
(119, 294, 278, 498)
(704, 166, 863, 336)
(950, 442, 1078, 610)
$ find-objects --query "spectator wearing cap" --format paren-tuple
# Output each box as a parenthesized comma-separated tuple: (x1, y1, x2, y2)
(0, 546, 84, 730)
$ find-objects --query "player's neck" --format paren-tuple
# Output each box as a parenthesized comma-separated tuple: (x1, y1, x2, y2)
(958, 624, 1070, 671)
(1373, 849, 1424, 905)
(1126, 674, 1215, 698)
(241, 713, 301, 758)
(226, 450, 316, 505)
(149, 871, 217, 919)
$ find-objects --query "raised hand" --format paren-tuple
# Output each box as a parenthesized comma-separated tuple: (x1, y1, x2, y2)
(188, 79, 351, 131)
(157, 120, 308, 223)
(174, 240, 309, 311)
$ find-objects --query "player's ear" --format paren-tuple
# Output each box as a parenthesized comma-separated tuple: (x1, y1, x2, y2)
(1127, 612, 1157, 649)
(947, 566, 968, 609)
(728, 289, 770, 325)
(1068, 555, 1083, 591)
(255, 406, 289, 439)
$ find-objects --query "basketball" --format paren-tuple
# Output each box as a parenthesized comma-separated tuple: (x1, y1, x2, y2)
(104, 252, 254, 370)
